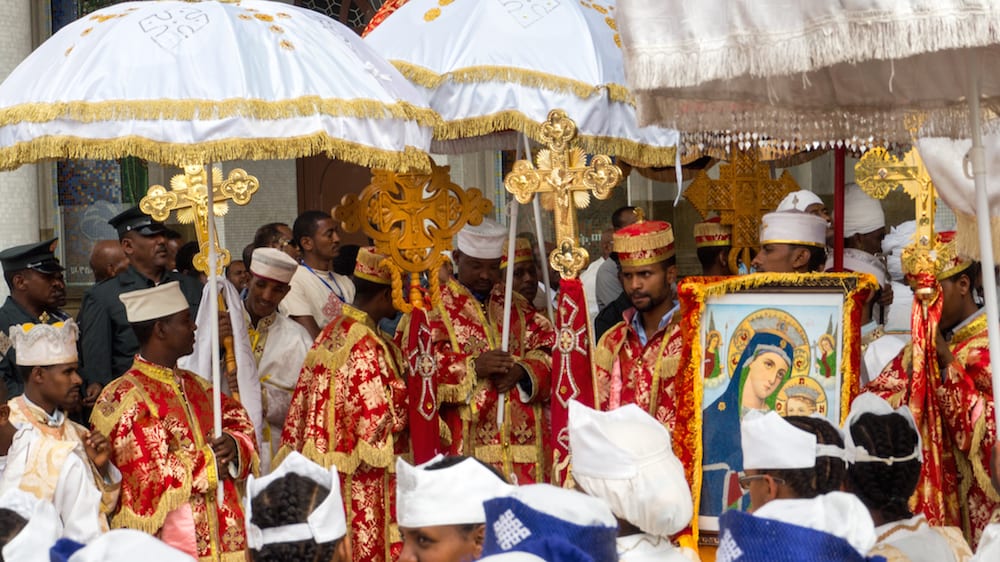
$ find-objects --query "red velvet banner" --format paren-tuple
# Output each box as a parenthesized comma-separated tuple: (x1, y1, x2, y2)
(550, 278, 597, 485)
(406, 306, 441, 464)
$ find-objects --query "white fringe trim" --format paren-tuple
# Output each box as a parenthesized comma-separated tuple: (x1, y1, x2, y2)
(623, 7, 1000, 89)
(953, 211, 1000, 262)
(633, 97, 1000, 156)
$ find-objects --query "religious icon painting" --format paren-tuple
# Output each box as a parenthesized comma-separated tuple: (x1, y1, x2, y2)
(672, 273, 878, 545)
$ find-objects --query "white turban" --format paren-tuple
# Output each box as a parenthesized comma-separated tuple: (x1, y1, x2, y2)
(456, 218, 508, 260)
(752, 492, 878, 556)
(776, 190, 824, 213)
(760, 211, 827, 248)
(881, 221, 917, 282)
(1, 489, 63, 562)
(396, 456, 513, 528)
(568, 401, 692, 537)
(831, 248, 889, 287)
(741, 411, 847, 470)
(843, 184, 885, 237)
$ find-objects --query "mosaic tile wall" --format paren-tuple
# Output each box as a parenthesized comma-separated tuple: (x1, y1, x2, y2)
(52, 0, 130, 287)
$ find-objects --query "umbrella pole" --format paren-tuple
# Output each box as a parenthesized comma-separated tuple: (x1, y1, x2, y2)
(966, 66, 1000, 432)
(497, 198, 519, 480)
(532, 198, 554, 324)
(204, 162, 225, 506)
(833, 147, 846, 270)
(522, 133, 554, 323)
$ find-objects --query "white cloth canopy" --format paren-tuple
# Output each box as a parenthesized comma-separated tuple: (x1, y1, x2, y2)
(365, 0, 678, 166)
(0, 0, 435, 171)
(616, 0, 1000, 148)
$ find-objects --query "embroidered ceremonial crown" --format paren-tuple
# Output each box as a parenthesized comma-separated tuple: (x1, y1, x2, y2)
(614, 216, 675, 267)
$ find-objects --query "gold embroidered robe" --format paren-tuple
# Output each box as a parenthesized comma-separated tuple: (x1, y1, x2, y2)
(412, 279, 554, 484)
(934, 311, 999, 547)
(91, 357, 258, 562)
(277, 304, 408, 562)
(594, 309, 683, 430)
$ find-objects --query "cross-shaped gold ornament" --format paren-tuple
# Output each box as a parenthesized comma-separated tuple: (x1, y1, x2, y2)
(140, 164, 259, 275)
(333, 162, 493, 311)
(855, 146, 937, 295)
(504, 110, 623, 279)
(684, 149, 799, 273)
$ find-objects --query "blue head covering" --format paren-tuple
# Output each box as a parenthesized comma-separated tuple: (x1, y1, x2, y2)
(735, 330, 795, 411)
(717, 510, 885, 562)
(481, 485, 618, 562)
(701, 329, 797, 518)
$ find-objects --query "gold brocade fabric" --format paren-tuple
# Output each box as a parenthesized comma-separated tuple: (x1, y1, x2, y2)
(7, 396, 118, 528)
(934, 312, 999, 548)
(406, 279, 554, 484)
(594, 311, 683, 430)
(90, 357, 258, 561)
(277, 304, 408, 562)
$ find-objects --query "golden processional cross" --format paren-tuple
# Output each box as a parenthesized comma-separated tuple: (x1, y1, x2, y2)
(504, 110, 623, 279)
(855, 145, 937, 295)
(684, 148, 799, 274)
(139, 164, 260, 274)
(332, 162, 493, 311)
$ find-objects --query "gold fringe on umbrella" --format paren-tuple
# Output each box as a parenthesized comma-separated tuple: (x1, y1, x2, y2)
(390, 60, 633, 103)
(434, 110, 676, 168)
(0, 97, 440, 127)
(0, 133, 432, 173)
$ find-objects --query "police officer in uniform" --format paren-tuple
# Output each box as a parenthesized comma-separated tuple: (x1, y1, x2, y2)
(0, 238, 70, 397)
(77, 207, 202, 405)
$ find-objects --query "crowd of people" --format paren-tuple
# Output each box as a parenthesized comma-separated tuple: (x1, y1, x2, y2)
(0, 184, 996, 561)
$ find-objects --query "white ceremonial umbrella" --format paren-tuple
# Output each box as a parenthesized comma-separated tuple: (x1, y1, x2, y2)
(0, 0, 435, 172)
(0, 0, 437, 490)
(364, 0, 679, 168)
(616, 0, 1000, 524)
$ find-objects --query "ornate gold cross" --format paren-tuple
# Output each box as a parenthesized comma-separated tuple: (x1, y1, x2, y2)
(855, 146, 937, 295)
(504, 110, 622, 279)
(332, 162, 493, 311)
(140, 164, 259, 274)
(684, 148, 799, 273)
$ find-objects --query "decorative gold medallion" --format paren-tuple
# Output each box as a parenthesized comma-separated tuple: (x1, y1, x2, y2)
(332, 161, 493, 311)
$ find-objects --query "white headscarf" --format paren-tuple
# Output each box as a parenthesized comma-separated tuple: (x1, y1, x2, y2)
(568, 401, 692, 537)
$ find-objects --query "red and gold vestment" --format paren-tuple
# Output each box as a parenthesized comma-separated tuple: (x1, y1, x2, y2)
(277, 304, 408, 562)
(91, 356, 257, 562)
(594, 308, 683, 430)
(413, 279, 554, 484)
(934, 311, 999, 547)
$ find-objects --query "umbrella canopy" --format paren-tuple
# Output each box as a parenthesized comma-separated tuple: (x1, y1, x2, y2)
(617, 0, 1000, 150)
(364, 0, 678, 166)
(0, 0, 436, 171)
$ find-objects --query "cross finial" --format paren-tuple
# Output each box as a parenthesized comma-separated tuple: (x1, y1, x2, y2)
(504, 110, 623, 279)
(683, 148, 800, 274)
(139, 164, 259, 275)
(332, 162, 493, 312)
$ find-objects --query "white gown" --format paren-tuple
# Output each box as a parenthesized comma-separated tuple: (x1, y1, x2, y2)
(0, 396, 121, 543)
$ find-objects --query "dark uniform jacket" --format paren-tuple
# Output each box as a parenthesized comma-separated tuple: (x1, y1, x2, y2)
(77, 266, 202, 387)
(0, 297, 69, 397)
